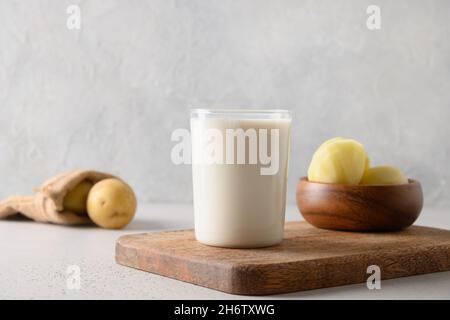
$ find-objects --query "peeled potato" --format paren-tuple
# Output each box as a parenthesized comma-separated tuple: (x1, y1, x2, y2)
(63, 180, 93, 215)
(308, 137, 369, 184)
(360, 166, 408, 185)
(318, 137, 345, 149)
(87, 178, 137, 229)
(316, 137, 370, 171)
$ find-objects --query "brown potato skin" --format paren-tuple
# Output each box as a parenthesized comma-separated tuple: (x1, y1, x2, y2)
(63, 180, 93, 215)
(87, 178, 137, 229)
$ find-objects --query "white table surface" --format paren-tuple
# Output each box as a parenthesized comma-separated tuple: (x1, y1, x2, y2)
(1, 203, 449, 300)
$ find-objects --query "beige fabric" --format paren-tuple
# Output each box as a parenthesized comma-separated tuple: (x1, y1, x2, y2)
(0, 170, 116, 225)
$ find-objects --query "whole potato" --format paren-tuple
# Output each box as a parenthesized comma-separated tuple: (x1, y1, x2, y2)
(87, 178, 137, 229)
(63, 180, 93, 215)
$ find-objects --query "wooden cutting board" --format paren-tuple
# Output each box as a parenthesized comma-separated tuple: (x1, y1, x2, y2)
(115, 221, 450, 295)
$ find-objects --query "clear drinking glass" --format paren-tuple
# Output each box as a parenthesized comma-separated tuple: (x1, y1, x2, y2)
(190, 109, 291, 248)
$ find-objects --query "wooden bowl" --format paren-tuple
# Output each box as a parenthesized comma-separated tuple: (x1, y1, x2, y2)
(296, 177, 423, 231)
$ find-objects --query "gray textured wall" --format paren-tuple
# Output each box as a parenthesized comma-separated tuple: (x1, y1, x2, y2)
(1, 0, 449, 208)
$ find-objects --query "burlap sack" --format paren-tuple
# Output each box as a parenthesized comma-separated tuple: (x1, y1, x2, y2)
(0, 170, 116, 225)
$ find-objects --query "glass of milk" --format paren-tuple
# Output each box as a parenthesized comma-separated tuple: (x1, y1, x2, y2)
(191, 109, 291, 248)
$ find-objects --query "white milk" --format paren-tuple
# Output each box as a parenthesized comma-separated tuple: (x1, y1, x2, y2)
(191, 110, 291, 248)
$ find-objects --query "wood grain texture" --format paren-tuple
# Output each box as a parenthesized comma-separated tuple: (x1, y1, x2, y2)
(296, 177, 423, 231)
(116, 221, 450, 295)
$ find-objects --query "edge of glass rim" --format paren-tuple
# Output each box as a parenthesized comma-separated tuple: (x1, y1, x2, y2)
(191, 108, 291, 120)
